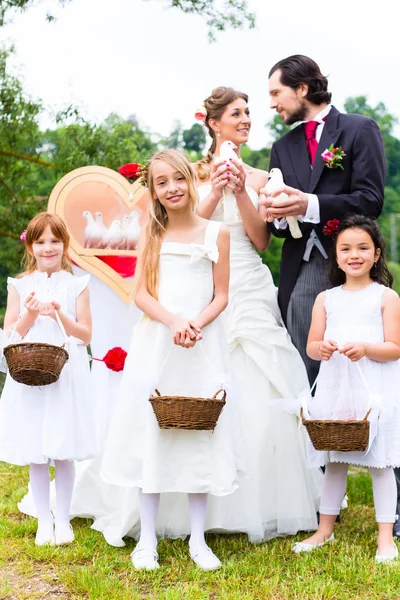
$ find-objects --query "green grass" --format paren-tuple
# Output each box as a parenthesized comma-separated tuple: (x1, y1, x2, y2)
(1, 465, 400, 599)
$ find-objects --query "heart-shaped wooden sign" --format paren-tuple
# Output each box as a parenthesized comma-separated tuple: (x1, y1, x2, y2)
(47, 165, 148, 304)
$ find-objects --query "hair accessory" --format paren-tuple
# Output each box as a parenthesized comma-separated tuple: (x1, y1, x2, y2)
(322, 218, 340, 238)
(20, 230, 27, 242)
(194, 106, 207, 122)
(118, 163, 148, 187)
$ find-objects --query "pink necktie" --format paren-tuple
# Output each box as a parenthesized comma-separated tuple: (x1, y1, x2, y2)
(303, 120, 319, 166)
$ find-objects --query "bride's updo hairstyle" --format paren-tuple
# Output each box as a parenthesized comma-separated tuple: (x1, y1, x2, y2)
(197, 86, 248, 182)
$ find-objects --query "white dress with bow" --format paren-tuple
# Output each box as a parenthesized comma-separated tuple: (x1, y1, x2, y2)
(100, 221, 245, 500)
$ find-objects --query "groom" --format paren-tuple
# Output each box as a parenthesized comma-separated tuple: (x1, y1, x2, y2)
(262, 54, 385, 385)
(261, 53, 391, 527)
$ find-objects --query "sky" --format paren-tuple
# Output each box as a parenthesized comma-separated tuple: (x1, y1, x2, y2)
(0, 0, 399, 150)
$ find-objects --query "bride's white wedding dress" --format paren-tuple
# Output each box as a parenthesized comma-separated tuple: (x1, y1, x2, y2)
(198, 185, 322, 541)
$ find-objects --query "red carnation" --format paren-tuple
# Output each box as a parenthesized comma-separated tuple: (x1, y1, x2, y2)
(119, 163, 142, 179)
(102, 347, 127, 372)
(322, 218, 341, 238)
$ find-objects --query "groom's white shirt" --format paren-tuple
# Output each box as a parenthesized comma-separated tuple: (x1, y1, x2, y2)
(274, 104, 332, 229)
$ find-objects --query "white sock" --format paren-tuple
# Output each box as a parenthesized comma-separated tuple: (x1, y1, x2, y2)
(319, 462, 349, 516)
(30, 462, 52, 525)
(370, 467, 397, 523)
(138, 491, 159, 551)
(188, 493, 208, 552)
(54, 460, 75, 530)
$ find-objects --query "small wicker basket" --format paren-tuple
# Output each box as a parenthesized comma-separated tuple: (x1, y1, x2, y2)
(301, 408, 372, 452)
(149, 388, 226, 431)
(4, 342, 69, 387)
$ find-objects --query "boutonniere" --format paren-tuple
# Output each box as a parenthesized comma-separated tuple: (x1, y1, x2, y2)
(322, 218, 341, 237)
(321, 144, 346, 170)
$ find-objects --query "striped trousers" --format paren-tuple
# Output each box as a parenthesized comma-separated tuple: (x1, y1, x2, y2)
(286, 249, 332, 386)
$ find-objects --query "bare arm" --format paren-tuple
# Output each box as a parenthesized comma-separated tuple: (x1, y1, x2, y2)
(196, 162, 230, 220)
(229, 158, 269, 251)
(307, 292, 338, 361)
(53, 287, 92, 346)
(195, 226, 230, 329)
(4, 286, 39, 338)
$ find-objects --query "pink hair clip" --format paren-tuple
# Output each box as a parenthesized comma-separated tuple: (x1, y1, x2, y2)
(20, 230, 27, 242)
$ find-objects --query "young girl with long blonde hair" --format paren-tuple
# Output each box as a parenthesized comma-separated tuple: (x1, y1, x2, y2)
(0, 213, 96, 546)
(101, 149, 244, 571)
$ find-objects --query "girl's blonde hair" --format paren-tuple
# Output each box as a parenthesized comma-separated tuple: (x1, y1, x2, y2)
(135, 149, 198, 300)
(20, 212, 72, 276)
(196, 86, 248, 182)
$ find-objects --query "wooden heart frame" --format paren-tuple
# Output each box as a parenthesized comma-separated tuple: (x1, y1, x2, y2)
(47, 165, 148, 304)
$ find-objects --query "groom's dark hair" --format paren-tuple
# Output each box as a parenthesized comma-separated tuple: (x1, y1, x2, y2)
(269, 55, 332, 105)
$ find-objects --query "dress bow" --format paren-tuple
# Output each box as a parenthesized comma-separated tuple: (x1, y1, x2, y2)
(190, 243, 219, 264)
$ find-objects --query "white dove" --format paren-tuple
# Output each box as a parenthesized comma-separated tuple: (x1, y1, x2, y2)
(217, 140, 240, 222)
(265, 168, 303, 239)
(102, 219, 123, 249)
(82, 211, 103, 248)
(94, 212, 108, 248)
(126, 211, 141, 250)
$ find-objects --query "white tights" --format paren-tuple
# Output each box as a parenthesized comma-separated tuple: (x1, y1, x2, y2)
(29, 460, 75, 526)
(320, 463, 396, 523)
(138, 491, 208, 552)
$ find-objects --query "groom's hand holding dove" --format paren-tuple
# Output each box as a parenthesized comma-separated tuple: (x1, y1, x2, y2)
(259, 171, 309, 225)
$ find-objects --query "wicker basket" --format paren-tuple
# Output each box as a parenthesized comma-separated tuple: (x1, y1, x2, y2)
(301, 408, 372, 452)
(3, 342, 69, 386)
(149, 388, 226, 431)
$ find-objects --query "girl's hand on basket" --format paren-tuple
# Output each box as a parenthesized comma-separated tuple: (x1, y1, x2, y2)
(24, 292, 40, 316)
(317, 339, 338, 361)
(51, 301, 61, 311)
(181, 322, 203, 348)
(339, 342, 366, 362)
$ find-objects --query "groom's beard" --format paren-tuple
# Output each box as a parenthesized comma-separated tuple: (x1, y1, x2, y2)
(283, 101, 308, 125)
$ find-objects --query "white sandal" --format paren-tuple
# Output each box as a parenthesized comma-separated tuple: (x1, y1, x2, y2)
(55, 523, 75, 546)
(375, 544, 398, 564)
(292, 533, 334, 553)
(131, 547, 160, 570)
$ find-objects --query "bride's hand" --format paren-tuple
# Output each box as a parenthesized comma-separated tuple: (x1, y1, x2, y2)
(225, 156, 246, 196)
(210, 162, 229, 200)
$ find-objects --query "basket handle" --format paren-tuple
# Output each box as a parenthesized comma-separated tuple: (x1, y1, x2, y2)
(212, 389, 226, 401)
(153, 389, 161, 397)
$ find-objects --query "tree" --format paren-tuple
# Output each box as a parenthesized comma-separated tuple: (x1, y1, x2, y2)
(0, 0, 255, 40)
(344, 96, 400, 262)
(182, 123, 206, 158)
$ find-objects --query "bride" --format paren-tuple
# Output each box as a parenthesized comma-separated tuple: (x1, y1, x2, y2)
(193, 86, 321, 542)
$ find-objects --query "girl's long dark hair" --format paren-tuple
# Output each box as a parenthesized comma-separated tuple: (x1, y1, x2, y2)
(328, 214, 393, 288)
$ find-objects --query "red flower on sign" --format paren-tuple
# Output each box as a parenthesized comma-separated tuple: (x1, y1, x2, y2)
(118, 163, 148, 186)
(322, 218, 341, 238)
(102, 347, 127, 372)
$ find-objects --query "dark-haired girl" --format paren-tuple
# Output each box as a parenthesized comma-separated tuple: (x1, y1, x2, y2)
(293, 215, 400, 563)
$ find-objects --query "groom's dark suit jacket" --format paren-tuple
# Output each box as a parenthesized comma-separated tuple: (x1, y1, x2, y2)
(269, 106, 386, 323)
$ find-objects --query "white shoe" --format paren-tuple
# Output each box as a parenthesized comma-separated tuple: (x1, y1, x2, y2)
(35, 520, 55, 546)
(375, 544, 398, 564)
(292, 533, 334, 553)
(55, 522, 75, 546)
(131, 547, 160, 570)
(190, 545, 222, 571)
